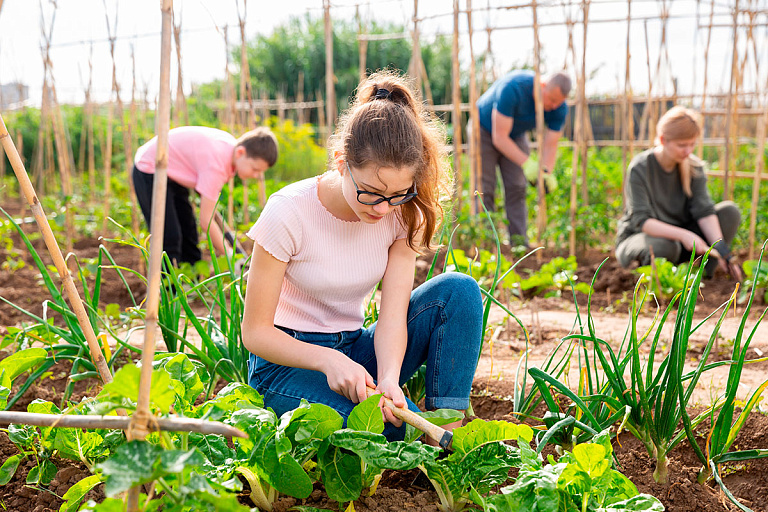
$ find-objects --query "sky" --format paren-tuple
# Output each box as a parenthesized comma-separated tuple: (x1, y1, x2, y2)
(0, 0, 765, 108)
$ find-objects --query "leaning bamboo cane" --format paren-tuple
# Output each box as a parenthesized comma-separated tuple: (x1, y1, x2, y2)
(0, 115, 113, 385)
(324, 0, 336, 139)
(0, 412, 247, 439)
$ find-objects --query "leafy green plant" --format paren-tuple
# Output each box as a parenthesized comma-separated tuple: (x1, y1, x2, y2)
(520, 256, 591, 298)
(477, 431, 664, 512)
(635, 257, 697, 302)
(739, 258, 768, 304)
(418, 419, 534, 512)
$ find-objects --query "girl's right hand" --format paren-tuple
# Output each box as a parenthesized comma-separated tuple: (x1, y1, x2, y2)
(324, 351, 376, 404)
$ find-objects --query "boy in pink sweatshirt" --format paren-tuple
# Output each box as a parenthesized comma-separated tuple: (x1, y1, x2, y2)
(132, 126, 278, 265)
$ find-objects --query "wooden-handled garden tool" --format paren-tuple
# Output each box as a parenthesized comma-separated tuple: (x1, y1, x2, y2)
(366, 386, 453, 450)
(213, 210, 247, 256)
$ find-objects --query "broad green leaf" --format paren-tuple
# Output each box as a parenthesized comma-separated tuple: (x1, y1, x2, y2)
(156, 353, 205, 405)
(422, 460, 462, 511)
(60, 474, 102, 512)
(596, 494, 665, 512)
(286, 403, 344, 444)
(97, 441, 204, 496)
(0, 347, 47, 381)
(571, 443, 610, 480)
(28, 400, 61, 448)
(98, 365, 175, 414)
(215, 382, 264, 408)
(318, 440, 363, 503)
(289, 507, 336, 512)
(189, 432, 233, 466)
(54, 428, 107, 462)
(7, 424, 34, 449)
(250, 425, 313, 499)
(489, 467, 565, 512)
(0, 453, 23, 485)
(78, 498, 125, 512)
(451, 419, 533, 455)
(329, 430, 440, 470)
(347, 394, 385, 434)
(26, 459, 57, 485)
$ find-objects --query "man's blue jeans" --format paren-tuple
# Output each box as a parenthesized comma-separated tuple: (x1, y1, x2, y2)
(247, 272, 484, 441)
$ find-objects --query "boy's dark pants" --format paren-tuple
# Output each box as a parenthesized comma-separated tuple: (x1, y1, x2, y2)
(132, 165, 202, 265)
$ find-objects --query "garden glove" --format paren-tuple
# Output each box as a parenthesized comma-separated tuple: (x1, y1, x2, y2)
(522, 157, 557, 194)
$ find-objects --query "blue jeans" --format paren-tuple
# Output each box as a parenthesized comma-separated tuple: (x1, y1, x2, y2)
(247, 272, 484, 441)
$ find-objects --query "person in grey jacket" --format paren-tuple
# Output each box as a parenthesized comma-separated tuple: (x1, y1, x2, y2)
(615, 106, 742, 279)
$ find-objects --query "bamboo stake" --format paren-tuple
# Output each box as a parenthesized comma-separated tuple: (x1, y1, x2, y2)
(622, 0, 633, 173)
(127, 15, 174, 508)
(566, 7, 580, 257)
(297, 71, 306, 125)
(451, 0, 463, 210)
(0, 411, 246, 438)
(317, 88, 326, 142)
(578, 0, 591, 208)
(0, 116, 113, 385)
(102, 0, 119, 235)
(532, 0, 547, 246)
(723, 0, 740, 201)
(467, 0, 481, 216)
(410, 0, 422, 95)
(48, 82, 75, 253)
(31, 82, 49, 193)
(224, 25, 236, 228)
(39, 2, 74, 253)
(698, 0, 716, 157)
(172, 10, 189, 127)
(357, 5, 368, 81)
(237, 0, 248, 130)
(324, 0, 336, 140)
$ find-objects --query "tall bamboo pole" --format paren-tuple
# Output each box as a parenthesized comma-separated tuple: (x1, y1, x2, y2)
(698, 0, 716, 157)
(566, 6, 580, 256)
(578, 1, 591, 207)
(173, 10, 189, 127)
(622, 0, 633, 173)
(101, 0, 119, 235)
(748, 87, 767, 260)
(467, 0, 481, 215)
(224, 25, 236, 228)
(237, 0, 248, 130)
(451, 0, 463, 209)
(86, 54, 96, 201)
(533, 0, 547, 246)
(723, 0, 740, 201)
(410, 1, 422, 92)
(0, 117, 113, 386)
(297, 71, 306, 125)
(128, 10, 173, 510)
(324, 0, 336, 140)
(357, 5, 368, 81)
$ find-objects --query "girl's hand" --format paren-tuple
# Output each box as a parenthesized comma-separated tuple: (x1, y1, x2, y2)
(375, 378, 406, 428)
(680, 231, 709, 255)
(324, 351, 375, 404)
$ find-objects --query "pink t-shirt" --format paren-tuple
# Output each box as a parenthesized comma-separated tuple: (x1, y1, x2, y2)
(247, 176, 408, 333)
(134, 126, 237, 200)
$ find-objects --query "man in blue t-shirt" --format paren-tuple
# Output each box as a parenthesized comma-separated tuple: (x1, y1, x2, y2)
(477, 70, 571, 245)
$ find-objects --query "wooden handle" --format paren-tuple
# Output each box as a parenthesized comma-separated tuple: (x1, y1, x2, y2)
(366, 387, 453, 450)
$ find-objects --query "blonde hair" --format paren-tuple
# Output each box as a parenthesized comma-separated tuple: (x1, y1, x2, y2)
(329, 70, 453, 252)
(655, 105, 703, 197)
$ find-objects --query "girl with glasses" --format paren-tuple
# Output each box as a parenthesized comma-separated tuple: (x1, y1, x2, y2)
(241, 71, 484, 443)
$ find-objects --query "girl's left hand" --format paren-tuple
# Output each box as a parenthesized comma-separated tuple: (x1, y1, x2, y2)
(375, 378, 406, 428)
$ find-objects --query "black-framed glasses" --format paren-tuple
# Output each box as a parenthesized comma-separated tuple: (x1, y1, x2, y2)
(346, 161, 418, 206)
